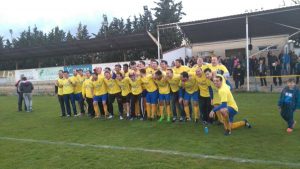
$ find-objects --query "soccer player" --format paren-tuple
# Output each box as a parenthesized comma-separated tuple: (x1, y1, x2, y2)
(115, 72, 131, 119)
(194, 67, 213, 124)
(208, 55, 232, 89)
(140, 68, 158, 120)
(173, 59, 190, 74)
(73, 69, 85, 115)
(204, 68, 226, 123)
(55, 70, 66, 117)
(123, 64, 129, 77)
(154, 70, 172, 122)
(180, 71, 199, 122)
(128, 72, 143, 119)
(191, 57, 208, 72)
(209, 75, 251, 135)
(160, 60, 168, 73)
(278, 78, 298, 133)
(60, 71, 77, 117)
(166, 68, 183, 122)
(92, 72, 109, 119)
(104, 70, 124, 119)
(82, 70, 94, 117)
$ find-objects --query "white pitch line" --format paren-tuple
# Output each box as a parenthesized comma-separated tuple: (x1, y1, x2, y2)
(0, 136, 299, 167)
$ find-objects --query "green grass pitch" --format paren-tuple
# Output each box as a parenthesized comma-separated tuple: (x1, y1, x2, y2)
(0, 93, 299, 169)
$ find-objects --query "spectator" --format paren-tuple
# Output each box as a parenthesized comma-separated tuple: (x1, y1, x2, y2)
(15, 75, 27, 112)
(250, 55, 258, 76)
(19, 76, 34, 112)
(258, 59, 268, 86)
(267, 51, 276, 76)
(185, 56, 189, 65)
(295, 58, 300, 84)
(272, 59, 282, 86)
(233, 64, 245, 89)
(282, 53, 291, 75)
(290, 51, 298, 74)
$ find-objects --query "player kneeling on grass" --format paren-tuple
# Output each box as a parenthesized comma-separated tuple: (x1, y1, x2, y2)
(154, 70, 172, 122)
(209, 75, 251, 135)
(278, 78, 298, 133)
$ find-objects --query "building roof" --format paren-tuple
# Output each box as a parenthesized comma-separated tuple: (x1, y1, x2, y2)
(0, 33, 156, 61)
(159, 5, 300, 44)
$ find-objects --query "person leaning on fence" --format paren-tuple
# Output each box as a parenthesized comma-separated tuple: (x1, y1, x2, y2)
(19, 76, 34, 112)
(278, 78, 298, 133)
(258, 59, 267, 87)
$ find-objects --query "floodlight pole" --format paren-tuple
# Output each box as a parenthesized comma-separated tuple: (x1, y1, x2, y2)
(246, 15, 250, 91)
(157, 26, 161, 61)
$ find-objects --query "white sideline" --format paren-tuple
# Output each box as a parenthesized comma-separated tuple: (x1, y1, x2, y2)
(0, 136, 299, 167)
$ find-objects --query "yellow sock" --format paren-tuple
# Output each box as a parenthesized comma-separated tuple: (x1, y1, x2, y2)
(193, 105, 199, 120)
(184, 106, 190, 119)
(232, 121, 246, 130)
(93, 104, 100, 117)
(166, 105, 171, 117)
(151, 104, 157, 118)
(176, 105, 180, 117)
(103, 104, 108, 116)
(146, 104, 151, 118)
(216, 111, 224, 123)
(222, 113, 231, 131)
(135, 102, 140, 116)
(159, 105, 164, 117)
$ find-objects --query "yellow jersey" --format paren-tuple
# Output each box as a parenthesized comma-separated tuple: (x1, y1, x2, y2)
(140, 74, 157, 92)
(218, 86, 238, 112)
(208, 64, 229, 74)
(129, 78, 143, 95)
(209, 75, 229, 105)
(182, 76, 198, 94)
(191, 64, 209, 72)
(92, 76, 107, 96)
(82, 78, 93, 98)
(154, 76, 170, 94)
(116, 77, 131, 96)
(195, 74, 211, 97)
(62, 78, 74, 95)
(173, 65, 190, 74)
(74, 75, 85, 94)
(57, 78, 64, 96)
(167, 74, 181, 92)
(104, 78, 121, 94)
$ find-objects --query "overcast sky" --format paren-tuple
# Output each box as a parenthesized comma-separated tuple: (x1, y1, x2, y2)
(0, 0, 296, 39)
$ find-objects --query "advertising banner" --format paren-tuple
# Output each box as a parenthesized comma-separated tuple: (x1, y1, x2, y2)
(64, 64, 92, 76)
(37, 67, 63, 81)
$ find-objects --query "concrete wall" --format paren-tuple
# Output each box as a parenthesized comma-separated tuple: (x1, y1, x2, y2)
(191, 35, 289, 58)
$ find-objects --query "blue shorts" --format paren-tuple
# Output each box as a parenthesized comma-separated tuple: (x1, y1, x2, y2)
(159, 93, 171, 102)
(93, 94, 108, 102)
(74, 93, 83, 102)
(146, 90, 158, 104)
(183, 91, 199, 102)
(142, 90, 148, 97)
(228, 107, 238, 122)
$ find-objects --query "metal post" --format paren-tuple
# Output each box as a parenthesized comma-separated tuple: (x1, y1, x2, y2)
(157, 27, 160, 61)
(246, 15, 250, 91)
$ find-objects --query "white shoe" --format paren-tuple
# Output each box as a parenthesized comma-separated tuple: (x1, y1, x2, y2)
(108, 115, 113, 119)
(74, 114, 80, 117)
(119, 116, 124, 120)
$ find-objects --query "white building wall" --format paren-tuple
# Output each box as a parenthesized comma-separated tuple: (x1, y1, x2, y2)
(191, 35, 289, 58)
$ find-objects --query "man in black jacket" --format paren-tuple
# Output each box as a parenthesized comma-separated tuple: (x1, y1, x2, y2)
(19, 77, 34, 112)
(272, 59, 282, 86)
(15, 75, 26, 111)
